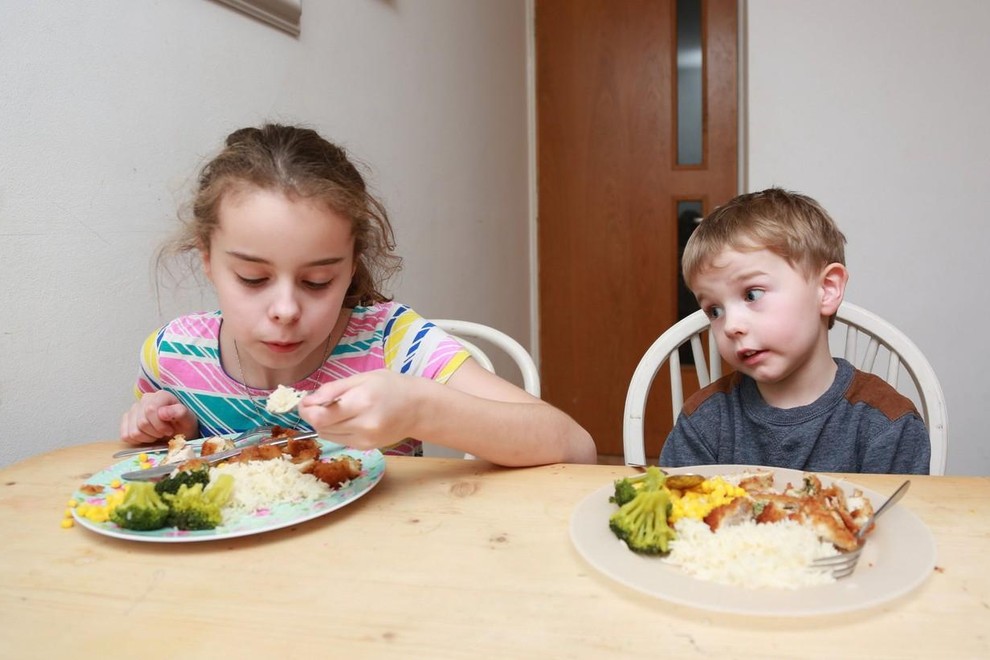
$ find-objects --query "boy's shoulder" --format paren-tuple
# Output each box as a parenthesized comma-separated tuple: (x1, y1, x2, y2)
(844, 367, 920, 422)
(681, 371, 745, 417)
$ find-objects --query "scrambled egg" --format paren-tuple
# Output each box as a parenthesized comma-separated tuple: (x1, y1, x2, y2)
(669, 477, 747, 524)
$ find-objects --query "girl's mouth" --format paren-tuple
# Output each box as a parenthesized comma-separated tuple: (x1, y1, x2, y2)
(264, 341, 304, 354)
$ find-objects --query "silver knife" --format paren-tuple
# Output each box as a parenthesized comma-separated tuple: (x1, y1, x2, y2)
(119, 431, 319, 481)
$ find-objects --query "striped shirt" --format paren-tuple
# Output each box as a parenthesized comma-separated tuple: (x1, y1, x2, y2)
(135, 302, 470, 456)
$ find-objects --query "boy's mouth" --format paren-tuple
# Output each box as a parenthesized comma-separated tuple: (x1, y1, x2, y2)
(737, 348, 766, 364)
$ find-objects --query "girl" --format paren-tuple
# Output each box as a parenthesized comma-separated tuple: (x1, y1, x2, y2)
(120, 124, 596, 466)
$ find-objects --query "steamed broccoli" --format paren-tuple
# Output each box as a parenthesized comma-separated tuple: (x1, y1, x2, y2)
(609, 467, 669, 506)
(154, 464, 211, 496)
(162, 474, 235, 531)
(608, 466, 676, 555)
(110, 482, 170, 531)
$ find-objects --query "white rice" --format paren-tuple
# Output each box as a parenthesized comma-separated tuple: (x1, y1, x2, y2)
(210, 457, 330, 525)
(662, 518, 840, 589)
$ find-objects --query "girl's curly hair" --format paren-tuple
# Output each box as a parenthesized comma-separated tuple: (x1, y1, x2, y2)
(160, 123, 401, 307)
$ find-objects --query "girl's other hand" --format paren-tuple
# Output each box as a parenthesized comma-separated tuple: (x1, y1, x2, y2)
(119, 390, 199, 446)
(297, 370, 420, 451)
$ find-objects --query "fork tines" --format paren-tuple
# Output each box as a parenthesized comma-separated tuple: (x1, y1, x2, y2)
(810, 545, 865, 579)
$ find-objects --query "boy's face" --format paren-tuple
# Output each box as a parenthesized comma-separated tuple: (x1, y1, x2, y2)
(691, 247, 841, 406)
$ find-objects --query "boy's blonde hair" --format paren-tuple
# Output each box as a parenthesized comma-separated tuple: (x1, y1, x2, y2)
(683, 188, 847, 327)
(684, 187, 846, 285)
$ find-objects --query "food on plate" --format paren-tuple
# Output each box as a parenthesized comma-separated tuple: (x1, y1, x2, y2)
(200, 435, 235, 456)
(108, 474, 235, 532)
(606, 468, 876, 588)
(75, 433, 366, 534)
(110, 482, 171, 531)
(161, 476, 235, 530)
(154, 462, 211, 496)
(663, 518, 839, 589)
(266, 384, 306, 413)
(163, 434, 196, 465)
(607, 467, 676, 555)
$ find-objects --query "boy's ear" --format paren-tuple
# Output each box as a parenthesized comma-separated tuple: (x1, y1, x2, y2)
(819, 262, 848, 317)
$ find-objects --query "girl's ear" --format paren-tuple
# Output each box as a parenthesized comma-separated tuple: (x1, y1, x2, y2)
(200, 249, 213, 282)
(820, 262, 848, 317)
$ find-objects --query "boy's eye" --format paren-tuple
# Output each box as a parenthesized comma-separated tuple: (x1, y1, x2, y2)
(745, 289, 765, 302)
(704, 305, 723, 320)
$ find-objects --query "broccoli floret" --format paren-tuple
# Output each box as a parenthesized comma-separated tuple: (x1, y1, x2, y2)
(110, 482, 170, 531)
(154, 465, 211, 496)
(608, 466, 676, 555)
(609, 466, 669, 506)
(162, 475, 235, 531)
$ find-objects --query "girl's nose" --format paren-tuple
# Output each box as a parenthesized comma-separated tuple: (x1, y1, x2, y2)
(269, 283, 301, 323)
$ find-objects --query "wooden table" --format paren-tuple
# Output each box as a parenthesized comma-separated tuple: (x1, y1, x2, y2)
(1, 443, 988, 659)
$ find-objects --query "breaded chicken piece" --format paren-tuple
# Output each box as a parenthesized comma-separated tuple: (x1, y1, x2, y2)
(311, 456, 362, 489)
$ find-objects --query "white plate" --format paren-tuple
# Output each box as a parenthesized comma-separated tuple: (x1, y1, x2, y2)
(73, 440, 385, 543)
(570, 465, 936, 616)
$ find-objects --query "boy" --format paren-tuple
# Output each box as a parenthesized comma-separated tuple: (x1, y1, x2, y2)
(658, 188, 931, 474)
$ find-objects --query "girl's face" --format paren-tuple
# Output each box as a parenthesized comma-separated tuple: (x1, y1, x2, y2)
(691, 247, 842, 407)
(202, 187, 356, 388)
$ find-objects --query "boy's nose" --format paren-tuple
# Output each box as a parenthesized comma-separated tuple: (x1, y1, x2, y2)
(722, 309, 746, 336)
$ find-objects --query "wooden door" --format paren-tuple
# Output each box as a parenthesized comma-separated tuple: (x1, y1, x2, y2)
(536, 0, 738, 459)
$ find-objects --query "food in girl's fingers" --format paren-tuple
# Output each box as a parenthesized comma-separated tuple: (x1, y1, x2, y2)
(266, 384, 307, 413)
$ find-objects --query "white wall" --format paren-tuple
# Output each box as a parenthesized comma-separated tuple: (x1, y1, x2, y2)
(0, 0, 531, 466)
(746, 0, 990, 474)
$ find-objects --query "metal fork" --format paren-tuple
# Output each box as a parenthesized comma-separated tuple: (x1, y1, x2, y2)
(810, 479, 911, 579)
(112, 424, 275, 459)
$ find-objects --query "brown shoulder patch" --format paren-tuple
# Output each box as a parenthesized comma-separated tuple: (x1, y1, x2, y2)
(845, 370, 920, 421)
(682, 372, 742, 417)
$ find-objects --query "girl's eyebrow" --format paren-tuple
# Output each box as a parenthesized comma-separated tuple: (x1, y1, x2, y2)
(226, 250, 346, 267)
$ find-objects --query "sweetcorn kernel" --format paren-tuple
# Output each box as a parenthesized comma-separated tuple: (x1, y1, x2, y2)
(61, 518, 74, 529)
(138, 453, 148, 462)
(669, 477, 747, 524)
(67, 499, 78, 508)
(110, 479, 122, 489)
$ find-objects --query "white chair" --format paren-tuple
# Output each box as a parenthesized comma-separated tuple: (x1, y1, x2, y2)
(622, 302, 948, 474)
(429, 319, 541, 461)
(432, 319, 541, 396)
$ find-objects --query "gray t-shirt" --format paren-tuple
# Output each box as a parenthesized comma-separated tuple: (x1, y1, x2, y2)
(659, 358, 931, 474)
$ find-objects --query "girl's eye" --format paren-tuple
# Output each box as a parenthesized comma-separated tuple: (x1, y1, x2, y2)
(704, 306, 723, 320)
(745, 289, 765, 302)
(303, 279, 332, 290)
(237, 276, 267, 287)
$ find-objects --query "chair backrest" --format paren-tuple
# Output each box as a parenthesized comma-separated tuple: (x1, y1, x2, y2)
(622, 302, 948, 474)
(431, 319, 541, 461)
(431, 319, 541, 396)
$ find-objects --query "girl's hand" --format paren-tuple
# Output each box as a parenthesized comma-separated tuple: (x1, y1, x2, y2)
(119, 390, 199, 446)
(297, 370, 422, 451)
